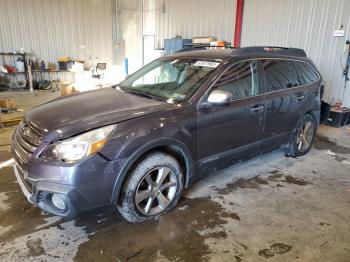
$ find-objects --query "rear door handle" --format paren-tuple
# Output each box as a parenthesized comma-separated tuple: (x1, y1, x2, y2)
(250, 105, 264, 113)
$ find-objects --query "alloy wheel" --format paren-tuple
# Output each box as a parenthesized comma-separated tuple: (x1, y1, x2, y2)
(296, 121, 314, 153)
(135, 166, 177, 216)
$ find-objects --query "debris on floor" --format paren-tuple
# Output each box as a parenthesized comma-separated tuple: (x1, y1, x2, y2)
(326, 150, 336, 156)
(0, 158, 14, 170)
(0, 98, 17, 110)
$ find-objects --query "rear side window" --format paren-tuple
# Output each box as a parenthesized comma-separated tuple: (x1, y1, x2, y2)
(213, 60, 259, 100)
(293, 61, 320, 85)
(262, 59, 299, 92)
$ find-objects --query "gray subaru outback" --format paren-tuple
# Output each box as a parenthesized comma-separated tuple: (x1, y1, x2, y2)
(12, 47, 321, 222)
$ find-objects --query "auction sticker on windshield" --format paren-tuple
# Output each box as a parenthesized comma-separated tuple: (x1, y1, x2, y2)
(194, 61, 220, 68)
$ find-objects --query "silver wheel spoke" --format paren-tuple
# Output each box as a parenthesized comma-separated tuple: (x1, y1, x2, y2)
(298, 141, 303, 151)
(302, 136, 309, 147)
(160, 181, 176, 191)
(144, 197, 154, 214)
(156, 167, 170, 185)
(297, 121, 314, 152)
(157, 193, 170, 210)
(303, 122, 312, 136)
(144, 173, 154, 186)
(135, 189, 152, 204)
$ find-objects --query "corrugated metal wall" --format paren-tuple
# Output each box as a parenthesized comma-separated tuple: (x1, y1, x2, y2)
(241, 0, 350, 107)
(117, 0, 236, 73)
(0, 0, 113, 78)
(155, 0, 236, 48)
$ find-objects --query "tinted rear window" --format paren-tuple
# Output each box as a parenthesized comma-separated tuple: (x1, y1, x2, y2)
(262, 59, 299, 92)
(293, 61, 320, 85)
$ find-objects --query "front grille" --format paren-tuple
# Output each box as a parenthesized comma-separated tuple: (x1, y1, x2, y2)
(12, 120, 43, 193)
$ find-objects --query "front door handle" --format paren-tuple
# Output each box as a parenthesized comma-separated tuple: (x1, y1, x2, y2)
(250, 105, 264, 113)
(294, 92, 306, 101)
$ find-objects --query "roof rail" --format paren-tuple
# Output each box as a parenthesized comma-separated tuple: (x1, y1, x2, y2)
(176, 42, 233, 53)
(231, 46, 307, 57)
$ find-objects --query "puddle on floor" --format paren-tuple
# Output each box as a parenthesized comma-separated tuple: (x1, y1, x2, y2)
(314, 135, 350, 154)
(268, 170, 309, 186)
(74, 197, 240, 262)
(212, 170, 309, 195)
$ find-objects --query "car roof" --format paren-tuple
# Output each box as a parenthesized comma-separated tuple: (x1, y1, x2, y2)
(169, 46, 309, 62)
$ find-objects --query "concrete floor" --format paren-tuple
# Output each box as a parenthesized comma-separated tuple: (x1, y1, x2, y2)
(0, 91, 350, 261)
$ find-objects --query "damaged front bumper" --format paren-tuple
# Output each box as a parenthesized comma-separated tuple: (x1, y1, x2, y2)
(13, 164, 34, 204)
(11, 153, 122, 217)
(12, 164, 88, 217)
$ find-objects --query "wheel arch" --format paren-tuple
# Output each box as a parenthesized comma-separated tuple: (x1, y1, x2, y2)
(306, 109, 320, 126)
(111, 138, 194, 204)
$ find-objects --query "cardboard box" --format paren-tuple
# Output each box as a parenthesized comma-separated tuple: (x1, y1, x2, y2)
(60, 83, 79, 96)
(192, 36, 217, 44)
(0, 98, 17, 109)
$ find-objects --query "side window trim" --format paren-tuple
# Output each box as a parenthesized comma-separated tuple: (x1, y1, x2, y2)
(290, 60, 304, 87)
(206, 59, 261, 102)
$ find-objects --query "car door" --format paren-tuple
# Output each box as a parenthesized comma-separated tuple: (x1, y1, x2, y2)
(260, 59, 308, 152)
(196, 59, 266, 168)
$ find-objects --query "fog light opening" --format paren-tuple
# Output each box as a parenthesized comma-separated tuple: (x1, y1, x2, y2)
(51, 193, 67, 211)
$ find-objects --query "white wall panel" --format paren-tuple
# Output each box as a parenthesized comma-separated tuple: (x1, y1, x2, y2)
(155, 0, 236, 48)
(241, 0, 350, 107)
(0, 0, 113, 69)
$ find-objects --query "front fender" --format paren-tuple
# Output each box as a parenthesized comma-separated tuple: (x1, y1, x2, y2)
(110, 137, 194, 204)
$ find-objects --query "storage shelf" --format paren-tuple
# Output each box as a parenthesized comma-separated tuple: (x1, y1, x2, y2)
(0, 52, 31, 56)
(32, 70, 71, 73)
(0, 51, 31, 90)
(0, 71, 26, 75)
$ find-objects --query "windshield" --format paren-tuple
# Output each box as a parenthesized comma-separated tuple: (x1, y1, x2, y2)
(119, 58, 221, 103)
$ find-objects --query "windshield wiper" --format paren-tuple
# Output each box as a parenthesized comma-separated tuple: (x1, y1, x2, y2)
(123, 89, 165, 102)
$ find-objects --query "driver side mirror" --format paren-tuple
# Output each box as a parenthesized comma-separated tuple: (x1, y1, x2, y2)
(207, 90, 232, 105)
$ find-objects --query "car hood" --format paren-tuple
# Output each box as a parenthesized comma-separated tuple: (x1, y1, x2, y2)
(25, 88, 172, 142)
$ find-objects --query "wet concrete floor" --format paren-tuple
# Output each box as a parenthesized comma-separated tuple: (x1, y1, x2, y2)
(0, 92, 350, 261)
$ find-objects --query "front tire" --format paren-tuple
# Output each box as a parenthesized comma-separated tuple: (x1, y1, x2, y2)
(117, 152, 184, 223)
(284, 114, 317, 157)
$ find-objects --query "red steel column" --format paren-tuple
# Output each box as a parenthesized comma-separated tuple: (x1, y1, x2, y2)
(234, 0, 245, 48)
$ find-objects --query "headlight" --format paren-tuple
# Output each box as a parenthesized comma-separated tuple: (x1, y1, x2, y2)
(41, 125, 115, 162)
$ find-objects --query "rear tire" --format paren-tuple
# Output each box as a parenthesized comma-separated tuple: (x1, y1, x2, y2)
(284, 114, 317, 157)
(117, 152, 184, 223)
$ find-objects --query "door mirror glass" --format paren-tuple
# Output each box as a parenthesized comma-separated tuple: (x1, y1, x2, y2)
(207, 90, 232, 105)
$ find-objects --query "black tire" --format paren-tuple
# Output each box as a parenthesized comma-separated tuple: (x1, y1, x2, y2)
(284, 114, 317, 157)
(117, 152, 184, 223)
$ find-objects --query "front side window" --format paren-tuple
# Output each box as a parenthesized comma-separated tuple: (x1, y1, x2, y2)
(212, 60, 259, 100)
(119, 58, 221, 103)
(293, 61, 320, 85)
(262, 59, 299, 92)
